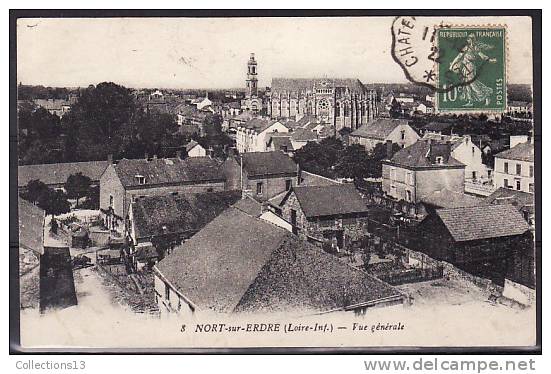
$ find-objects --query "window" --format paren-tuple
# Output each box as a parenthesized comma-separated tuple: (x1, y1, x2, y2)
(472, 171, 477, 180)
(164, 282, 170, 301)
(504, 179, 510, 188)
(109, 195, 114, 208)
(529, 183, 534, 193)
(390, 167, 396, 181)
(504, 162, 509, 174)
(406, 190, 412, 202)
(135, 174, 146, 185)
(529, 165, 534, 177)
(401, 130, 406, 140)
(285, 179, 292, 191)
(406, 171, 413, 185)
(472, 146, 475, 154)
(516, 180, 521, 191)
(516, 164, 521, 176)
(256, 182, 263, 195)
(435, 156, 443, 164)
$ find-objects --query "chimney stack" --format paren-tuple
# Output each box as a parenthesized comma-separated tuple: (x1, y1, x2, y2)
(386, 140, 394, 159)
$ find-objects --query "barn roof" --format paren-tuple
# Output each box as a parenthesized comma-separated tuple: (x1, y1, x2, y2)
(288, 184, 368, 218)
(435, 204, 530, 242)
(131, 191, 241, 239)
(351, 119, 410, 140)
(155, 207, 402, 314)
(114, 157, 223, 188)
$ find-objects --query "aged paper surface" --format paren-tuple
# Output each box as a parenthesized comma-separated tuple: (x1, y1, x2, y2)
(16, 15, 536, 350)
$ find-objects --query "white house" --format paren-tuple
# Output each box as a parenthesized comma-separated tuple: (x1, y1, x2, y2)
(185, 140, 207, 157)
(423, 133, 491, 182)
(236, 118, 289, 153)
(349, 118, 420, 151)
(493, 140, 534, 194)
(193, 93, 213, 111)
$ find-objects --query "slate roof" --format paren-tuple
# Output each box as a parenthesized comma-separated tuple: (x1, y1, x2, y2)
(155, 207, 402, 314)
(266, 134, 294, 151)
(271, 78, 368, 94)
(289, 184, 368, 218)
(240, 151, 298, 177)
(421, 189, 483, 209)
(386, 140, 464, 169)
(435, 204, 530, 242)
(185, 140, 202, 152)
(18, 198, 45, 255)
(299, 171, 341, 187)
(18, 161, 110, 187)
(495, 141, 534, 162)
(291, 127, 320, 142)
(131, 191, 241, 239)
(485, 187, 535, 212)
(239, 118, 283, 133)
(351, 119, 409, 140)
(114, 157, 223, 188)
(232, 195, 263, 217)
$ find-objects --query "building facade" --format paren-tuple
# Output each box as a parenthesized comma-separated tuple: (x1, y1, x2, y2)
(493, 141, 534, 194)
(349, 118, 420, 151)
(99, 157, 225, 234)
(235, 119, 289, 153)
(382, 140, 466, 204)
(221, 151, 299, 201)
(267, 78, 378, 131)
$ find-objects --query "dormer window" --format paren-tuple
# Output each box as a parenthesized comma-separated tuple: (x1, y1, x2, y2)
(135, 174, 146, 185)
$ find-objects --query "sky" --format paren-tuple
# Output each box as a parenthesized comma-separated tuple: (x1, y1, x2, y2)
(17, 16, 533, 89)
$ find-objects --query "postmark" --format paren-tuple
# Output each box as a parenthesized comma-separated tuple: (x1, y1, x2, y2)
(391, 18, 508, 113)
(435, 27, 507, 112)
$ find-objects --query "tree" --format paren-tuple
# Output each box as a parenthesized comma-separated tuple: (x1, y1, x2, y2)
(65, 172, 92, 208)
(61, 82, 137, 161)
(334, 144, 372, 180)
(293, 137, 344, 178)
(82, 185, 100, 210)
(365, 142, 402, 178)
(39, 189, 71, 218)
(389, 99, 402, 118)
(22, 180, 49, 205)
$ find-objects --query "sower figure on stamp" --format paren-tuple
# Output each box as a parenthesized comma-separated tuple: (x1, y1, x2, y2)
(449, 33, 497, 107)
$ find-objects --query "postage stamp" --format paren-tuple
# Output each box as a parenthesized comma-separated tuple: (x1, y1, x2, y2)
(435, 27, 507, 112)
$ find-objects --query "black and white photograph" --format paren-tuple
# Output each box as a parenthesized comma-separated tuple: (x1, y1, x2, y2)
(9, 10, 540, 353)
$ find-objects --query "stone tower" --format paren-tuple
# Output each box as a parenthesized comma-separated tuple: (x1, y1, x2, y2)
(246, 53, 258, 98)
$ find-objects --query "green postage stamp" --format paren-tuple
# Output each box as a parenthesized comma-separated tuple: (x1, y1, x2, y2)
(436, 27, 506, 112)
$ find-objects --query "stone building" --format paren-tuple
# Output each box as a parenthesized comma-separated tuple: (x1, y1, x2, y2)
(382, 139, 466, 204)
(277, 184, 370, 250)
(99, 156, 225, 234)
(267, 78, 378, 131)
(221, 151, 299, 201)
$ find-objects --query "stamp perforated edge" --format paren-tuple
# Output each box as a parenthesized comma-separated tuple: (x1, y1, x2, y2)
(433, 23, 509, 115)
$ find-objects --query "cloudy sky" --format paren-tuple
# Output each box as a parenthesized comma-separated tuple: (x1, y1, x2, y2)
(17, 16, 533, 89)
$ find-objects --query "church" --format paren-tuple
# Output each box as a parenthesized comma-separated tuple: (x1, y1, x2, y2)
(268, 78, 378, 130)
(240, 53, 378, 131)
(242, 53, 378, 131)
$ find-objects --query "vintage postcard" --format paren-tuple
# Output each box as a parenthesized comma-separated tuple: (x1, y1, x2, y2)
(12, 12, 539, 352)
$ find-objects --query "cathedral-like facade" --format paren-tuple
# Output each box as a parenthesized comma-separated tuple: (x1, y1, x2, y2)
(240, 53, 379, 131)
(268, 78, 378, 130)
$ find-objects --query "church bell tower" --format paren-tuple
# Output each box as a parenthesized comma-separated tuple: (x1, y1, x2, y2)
(246, 53, 258, 98)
